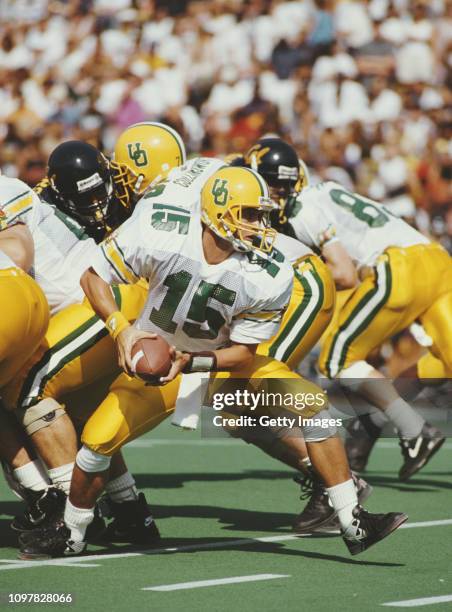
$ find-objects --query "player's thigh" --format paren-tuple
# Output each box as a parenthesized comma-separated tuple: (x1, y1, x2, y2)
(260, 255, 335, 368)
(81, 374, 180, 455)
(212, 356, 327, 418)
(0, 274, 49, 389)
(9, 282, 146, 410)
(4, 301, 115, 410)
(420, 291, 452, 374)
(417, 352, 450, 379)
(319, 257, 407, 377)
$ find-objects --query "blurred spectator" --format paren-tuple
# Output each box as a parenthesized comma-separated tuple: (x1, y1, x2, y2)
(0, 0, 449, 249)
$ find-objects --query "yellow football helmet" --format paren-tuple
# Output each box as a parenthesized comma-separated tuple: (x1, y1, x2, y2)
(110, 121, 186, 208)
(297, 157, 310, 192)
(200, 166, 278, 253)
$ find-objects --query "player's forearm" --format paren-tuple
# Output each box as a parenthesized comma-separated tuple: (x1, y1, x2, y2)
(214, 343, 257, 372)
(0, 224, 34, 272)
(80, 267, 119, 322)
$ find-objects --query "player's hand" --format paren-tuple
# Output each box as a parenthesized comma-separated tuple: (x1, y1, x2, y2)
(116, 326, 158, 376)
(159, 346, 191, 384)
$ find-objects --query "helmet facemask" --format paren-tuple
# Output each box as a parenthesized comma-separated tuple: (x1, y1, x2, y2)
(203, 196, 278, 254)
(52, 175, 118, 236)
(110, 159, 146, 209)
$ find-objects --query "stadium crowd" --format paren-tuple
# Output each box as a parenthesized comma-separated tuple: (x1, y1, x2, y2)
(0, 0, 451, 250)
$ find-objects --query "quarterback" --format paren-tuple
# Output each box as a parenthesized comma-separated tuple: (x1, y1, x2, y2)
(20, 166, 407, 559)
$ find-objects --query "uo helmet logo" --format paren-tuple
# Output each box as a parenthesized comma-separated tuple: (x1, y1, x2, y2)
(211, 179, 229, 206)
(127, 143, 148, 168)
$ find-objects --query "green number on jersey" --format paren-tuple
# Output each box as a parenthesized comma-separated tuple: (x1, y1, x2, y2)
(184, 280, 236, 339)
(149, 270, 192, 334)
(150, 203, 190, 235)
(144, 182, 167, 199)
(149, 271, 236, 339)
(330, 188, 391, 228)
(246, 252, 280, 278)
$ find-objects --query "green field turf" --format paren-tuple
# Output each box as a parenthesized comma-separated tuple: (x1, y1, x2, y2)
(0, 421, 451, 611)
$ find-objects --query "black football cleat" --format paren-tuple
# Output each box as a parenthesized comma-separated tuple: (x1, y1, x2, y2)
(18, 521, 86, 560)
(342, 505, 408, 556)
(11, 487, 66, 532)
(293, 472, 373, 534)
(292, 473, 335, 534)
(399, 422, 445, 481)
(102, 493, 161, 545)
(345, 415, 383, 472)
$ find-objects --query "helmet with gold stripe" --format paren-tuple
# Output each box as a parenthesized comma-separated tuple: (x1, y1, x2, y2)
(111, 122, 186, 208)
(200, 166, 277, 253)
(245, 138, 309, 203)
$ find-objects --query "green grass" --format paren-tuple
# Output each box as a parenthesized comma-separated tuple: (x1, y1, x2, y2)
(0, 422, 451, 611)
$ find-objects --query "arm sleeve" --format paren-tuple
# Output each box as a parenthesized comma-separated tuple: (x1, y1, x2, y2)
(230, 275, 293, 344)
(92, 213, 151, 285)
(0, 184, 41, 232)
(288, 190, 339, 250)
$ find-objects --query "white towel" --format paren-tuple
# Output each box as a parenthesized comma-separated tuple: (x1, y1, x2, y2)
(172, 373, 205, 430)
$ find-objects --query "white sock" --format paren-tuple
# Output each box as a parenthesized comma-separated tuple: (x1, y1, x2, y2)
(105, 471, 138, 503)
(385, 398, 424, 439)
(13, 460, 50, 492)
(48, 462, 74, 495)
(326, 478, 358, 529)
(64, 499, 94, 542)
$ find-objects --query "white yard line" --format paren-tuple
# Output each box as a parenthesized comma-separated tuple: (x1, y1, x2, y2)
(142, 573, 290, 592)
(400, 519, 452, 529)
(382, 594, 452, 607)
(126, 439, 452, 450)
(0, 518, 450, 572)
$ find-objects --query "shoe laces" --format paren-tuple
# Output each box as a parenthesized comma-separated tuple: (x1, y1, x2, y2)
(294, 474, 325, 501)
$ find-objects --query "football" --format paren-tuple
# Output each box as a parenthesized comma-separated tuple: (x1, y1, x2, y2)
(131, 336, 172, 384)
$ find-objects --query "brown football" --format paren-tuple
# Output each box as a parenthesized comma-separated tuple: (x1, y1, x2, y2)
(131, 336, 172, 384)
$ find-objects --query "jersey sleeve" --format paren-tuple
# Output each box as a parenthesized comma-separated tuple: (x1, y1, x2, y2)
(230, 272, 293, 344)
(92, 212, 151, 284)
(288, 187, 338, 251)
(0, 179, 41, 232)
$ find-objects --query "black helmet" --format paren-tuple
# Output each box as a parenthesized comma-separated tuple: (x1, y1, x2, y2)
(244, 138, 300, 200)
(47, 141, 120, 238)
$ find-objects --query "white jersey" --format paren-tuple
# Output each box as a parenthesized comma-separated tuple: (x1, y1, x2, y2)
(0, 175, 98, 313)
(0, 249, 15, 270)
(32, 204, 98, 313)
(140, 156, 313, 267)
(288, 181, 429, 267)
(93, 203, 294, 352)
(273, 232, 313, 265)
(136, 156, 225, 214)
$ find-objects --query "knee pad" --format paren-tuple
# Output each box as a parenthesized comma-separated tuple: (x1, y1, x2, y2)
(301, 409, 338, 442)
(20, 398, 66, 436)
(76, 445, 111, 473)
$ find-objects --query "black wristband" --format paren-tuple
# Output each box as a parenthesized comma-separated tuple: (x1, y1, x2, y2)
(182, 351, 217, 373)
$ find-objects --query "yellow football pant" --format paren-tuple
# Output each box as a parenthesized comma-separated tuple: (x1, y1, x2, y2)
(0, 268, 49, 389)
(2, 281, 148, 411)
(319, 243, 452, 378)
(259, 255, 335, 369)
(82, 356, 325, 456)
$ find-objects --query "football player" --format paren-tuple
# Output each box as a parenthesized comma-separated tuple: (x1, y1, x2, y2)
(0, 180, 50, 517)
(3, 125, 187, 542)
(229, 141, 350, 533)
(258, 141, 450, 481)
(20, 166, 407, 559)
